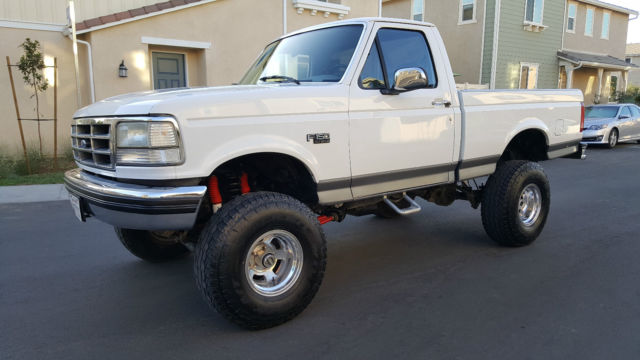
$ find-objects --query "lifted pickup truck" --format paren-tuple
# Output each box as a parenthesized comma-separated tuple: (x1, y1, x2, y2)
(64, 18, 586, 329)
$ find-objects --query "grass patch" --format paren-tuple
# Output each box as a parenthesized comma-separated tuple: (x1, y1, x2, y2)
(0, 172, 66, 186)
(0, 148, 76, 186)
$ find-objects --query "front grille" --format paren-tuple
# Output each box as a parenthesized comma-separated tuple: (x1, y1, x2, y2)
(71, 118, 115, 170)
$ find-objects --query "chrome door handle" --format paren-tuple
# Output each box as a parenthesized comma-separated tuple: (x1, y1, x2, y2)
(432, 99, 452, 107)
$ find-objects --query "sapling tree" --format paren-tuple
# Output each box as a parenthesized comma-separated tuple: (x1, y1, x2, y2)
(18, 38, 49, 155)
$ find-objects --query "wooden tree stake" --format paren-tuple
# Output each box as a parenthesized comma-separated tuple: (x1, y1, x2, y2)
(53, 57, 58, 169)
(6, 56, 31, 174)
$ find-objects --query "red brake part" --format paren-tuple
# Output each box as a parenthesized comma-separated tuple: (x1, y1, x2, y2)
(240, 172, 251, 194)
(317, 216, 334, 225)
(208, 176, 223, 205)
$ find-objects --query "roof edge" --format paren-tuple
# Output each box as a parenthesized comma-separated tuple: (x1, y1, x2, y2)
(77, 0, 218, 34)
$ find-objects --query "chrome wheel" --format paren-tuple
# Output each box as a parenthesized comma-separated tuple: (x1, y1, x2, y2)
(245, 230, 303, 297)
(518, 184, 542, 227)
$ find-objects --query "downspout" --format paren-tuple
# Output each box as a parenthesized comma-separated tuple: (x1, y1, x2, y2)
(76, 39, 95, 104)
(490, 0, 501, 89)
(379, 0, 382, 17)
(478, 0, 488, 84)
(283, 0, 287, 35)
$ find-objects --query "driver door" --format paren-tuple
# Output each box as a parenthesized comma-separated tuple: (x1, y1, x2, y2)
(348, 24, 456, 199)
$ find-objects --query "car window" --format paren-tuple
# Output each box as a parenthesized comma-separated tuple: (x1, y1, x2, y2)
(584, 106, 618, 118)
(359, 41, 386, 89)
(630, 106, 640, 118)
(620, 106, 632, 118)
(376, 28, 438, 88)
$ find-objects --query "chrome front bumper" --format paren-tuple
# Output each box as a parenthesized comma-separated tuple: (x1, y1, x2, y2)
(64, 168, 207, 230)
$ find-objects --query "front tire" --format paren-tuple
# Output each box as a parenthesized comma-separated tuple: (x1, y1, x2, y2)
(481, 161, 550, 247)
(194, 192, 327, 330)
(607, 129, 618, 149)
(115, 228, 190, 262)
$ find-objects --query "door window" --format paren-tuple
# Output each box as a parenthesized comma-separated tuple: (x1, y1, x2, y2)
(359, 28, 437, 90)
(620, 106, 632, 118)
(630, 106, 640, 118)
(359, 42, 386, 89)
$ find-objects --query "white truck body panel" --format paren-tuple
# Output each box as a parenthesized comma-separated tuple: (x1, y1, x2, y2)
(72, 18, 583, 205)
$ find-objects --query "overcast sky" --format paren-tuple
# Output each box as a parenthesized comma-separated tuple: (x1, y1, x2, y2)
(601, 0, 640, 44)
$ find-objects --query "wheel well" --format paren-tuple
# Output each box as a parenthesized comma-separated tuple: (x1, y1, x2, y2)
(208, 153, 318, 205)
(500, 130, 548, 163)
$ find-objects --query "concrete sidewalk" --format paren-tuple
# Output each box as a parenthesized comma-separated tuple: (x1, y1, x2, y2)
(0, 184, 68, 204)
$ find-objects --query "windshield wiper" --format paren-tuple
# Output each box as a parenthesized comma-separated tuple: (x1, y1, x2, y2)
(259, 75, 300, 85)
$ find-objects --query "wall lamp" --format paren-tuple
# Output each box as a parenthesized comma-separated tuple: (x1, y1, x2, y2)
(119, 60, 128, 78)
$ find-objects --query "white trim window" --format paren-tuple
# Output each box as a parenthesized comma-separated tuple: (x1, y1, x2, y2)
(459, 0, 477, 24)
(412, 0, 423, 21)
(601, 11, 611, 39)
(519, 63, 539, 89)
(524, 0, 544, 25)
(567, 2, 577, 33)
(585, 7, 594, 36)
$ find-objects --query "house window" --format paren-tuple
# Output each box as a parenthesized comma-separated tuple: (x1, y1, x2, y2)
(412, 0, 423, 21)
(585, 7, 594, 36)
(525, 0, 544, 24)
(460, 0, 476, 23)
(519, 63, 539, 89)
(626, 58, 632, 64)
(567, 3, 576, 33)
(601, 11, 610, 39)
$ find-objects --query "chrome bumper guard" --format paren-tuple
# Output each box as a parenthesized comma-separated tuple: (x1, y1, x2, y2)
(64, 168, 207, 230)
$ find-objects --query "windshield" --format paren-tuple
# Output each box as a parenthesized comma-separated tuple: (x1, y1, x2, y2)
(238, 25, 363, 85)
(585, 106, 619, 119)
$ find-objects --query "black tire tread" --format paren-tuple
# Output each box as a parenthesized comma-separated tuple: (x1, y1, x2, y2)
(481, 161, 549, 247)
(194, 192, 326, 330)
(115, 228, 189, 263)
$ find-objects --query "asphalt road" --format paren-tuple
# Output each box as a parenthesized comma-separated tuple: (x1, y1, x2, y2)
(2, 144, 640, 360)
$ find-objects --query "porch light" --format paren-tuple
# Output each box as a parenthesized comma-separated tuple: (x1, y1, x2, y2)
(118, 60, 128, 78)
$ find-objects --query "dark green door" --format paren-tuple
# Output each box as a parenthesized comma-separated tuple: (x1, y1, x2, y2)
(152, 52, 186, 89)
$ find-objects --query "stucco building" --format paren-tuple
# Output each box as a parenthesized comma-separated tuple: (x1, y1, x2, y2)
(558, 0, 638, 104)
(626, 43, 640, 88)
(0, 0, 380, 154)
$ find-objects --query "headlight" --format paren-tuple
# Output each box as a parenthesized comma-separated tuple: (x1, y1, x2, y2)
(116, 120, 182, 165)
(587, 124, 608, 130)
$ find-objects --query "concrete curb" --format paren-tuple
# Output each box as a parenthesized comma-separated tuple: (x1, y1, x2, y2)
(0, 184, 68, 204)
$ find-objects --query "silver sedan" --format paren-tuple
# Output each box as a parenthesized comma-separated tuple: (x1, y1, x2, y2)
(581, 104, 640, 149)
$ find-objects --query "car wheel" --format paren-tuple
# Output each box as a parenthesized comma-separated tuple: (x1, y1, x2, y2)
(115, 228, 190, 262)
(481, 161, 550, 247)
(607, 129, 618, 149)
(194, 192, 327, 329)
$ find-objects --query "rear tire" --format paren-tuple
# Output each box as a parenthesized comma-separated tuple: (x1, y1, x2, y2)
(607, 129, 618, 149)
(194, 192, 327, 330)
(115, 228, 189, 262)
(481, 161, 550, 247)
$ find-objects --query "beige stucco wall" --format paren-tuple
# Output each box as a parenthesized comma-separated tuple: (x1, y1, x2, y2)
(571, 66, 619, 105)
(0, 0, 182, 24)
(563, 1, 630, 59)
(0, 27, 77, 155)
(0, 0, 378, 153)
(628, 55, 640, 88)
(382, 0, 411, 20)
(425, 0, 484, 84)
(382, 0, 485, 84)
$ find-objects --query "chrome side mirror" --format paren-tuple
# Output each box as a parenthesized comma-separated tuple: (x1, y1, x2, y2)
(394, 67, 428, 91)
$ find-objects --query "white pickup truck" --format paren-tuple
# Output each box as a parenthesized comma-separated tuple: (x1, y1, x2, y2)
(64, 18, 586, 329)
